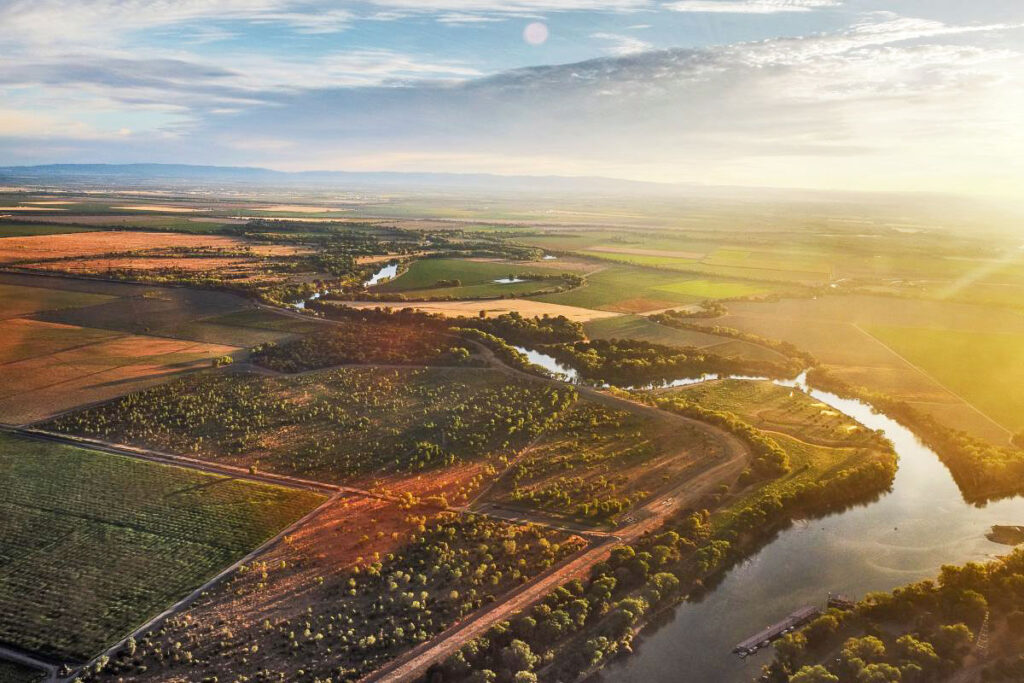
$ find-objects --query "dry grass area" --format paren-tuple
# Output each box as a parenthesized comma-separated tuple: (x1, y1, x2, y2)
(256, 204, 350, 213)
(587, 245, 705, 259)
(0, 335, 238, 425)
(602, 297, 681, 313)
(699, 295, 1020, 443)
(335, 299, 621, 322)
(28, 256, 260, 274)
(467, 256, 604, 273)
(0, 318, 119, 364)
(0, 231, 248, 264)
(109, 205, 201, 213)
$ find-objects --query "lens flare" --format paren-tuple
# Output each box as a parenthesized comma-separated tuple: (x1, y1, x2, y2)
(523, 22, 549, 46)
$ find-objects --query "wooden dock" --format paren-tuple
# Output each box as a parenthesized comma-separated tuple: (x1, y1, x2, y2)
(733, 606, 821, 655)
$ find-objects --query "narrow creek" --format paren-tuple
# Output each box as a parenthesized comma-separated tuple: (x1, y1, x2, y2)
(593, 372, 1024, 682)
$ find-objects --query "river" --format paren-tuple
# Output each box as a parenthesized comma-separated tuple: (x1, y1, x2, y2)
(598, 373, 1024, 682)
(292, 263, 398, 309)
(512, 345, 579, 383)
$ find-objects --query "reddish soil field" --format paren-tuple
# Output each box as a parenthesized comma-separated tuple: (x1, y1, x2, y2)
(0, 335, 238, 425)
(0, 231, 263, 264)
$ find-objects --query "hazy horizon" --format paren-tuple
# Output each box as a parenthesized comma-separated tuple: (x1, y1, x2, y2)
(2, 1, 1023, 203)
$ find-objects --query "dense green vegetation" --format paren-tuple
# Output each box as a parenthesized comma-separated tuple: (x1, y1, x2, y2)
(808, 367, 1024, 503)
(537, 338, 803, 387)
(86, 514, 585, 682)
(370, 258, 582, 300)
(48, 368, 576, 484)
(0, 432, 323, 661)
(766, 549, 1024, 682)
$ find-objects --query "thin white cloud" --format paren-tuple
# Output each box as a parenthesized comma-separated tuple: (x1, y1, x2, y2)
(665, 0, 839, 14)
(591, 32, 654, 55)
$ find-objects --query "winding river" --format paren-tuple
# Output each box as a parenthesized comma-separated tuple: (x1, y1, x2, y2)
(595, 373, 1024, 682)
(292, 263, 398, 309)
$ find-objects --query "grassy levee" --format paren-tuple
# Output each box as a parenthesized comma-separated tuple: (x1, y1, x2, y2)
(0, 432, 324, 662)
(807, 367, 1024, 504)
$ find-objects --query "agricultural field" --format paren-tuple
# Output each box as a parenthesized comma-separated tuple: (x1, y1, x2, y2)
(0, 231, 252, 264)
(862, 324, 1024, 433)
(0, 432, 324, 662)
(483, 402, 712, 523)
(373, 257, 578, 299)
(47, 368, 576, 494)
(331, 298, 620, 322)
(0, 282, 114, 319)
(84, 497, 584, 682)
(695, 294, 1024, 443)
(531, 264, 780, 313)
(0, 221, 97, 237)
(0, 274, 257, 425)
(0, 659, 44, 682)
(584, 315, 791, 364)
(3, 213, 246, 233)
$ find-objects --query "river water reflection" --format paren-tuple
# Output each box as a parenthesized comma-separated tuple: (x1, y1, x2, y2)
(599, 373, 1024, 682)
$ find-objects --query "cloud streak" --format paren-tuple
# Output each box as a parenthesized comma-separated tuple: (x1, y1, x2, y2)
(665, 0, 839, 14)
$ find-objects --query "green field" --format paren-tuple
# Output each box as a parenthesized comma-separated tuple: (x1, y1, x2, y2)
(533, 264, 777, 312)
(0, 222, 97, 237)
(584, 315, 787, 363)
(0, 432, 324, 661)
(0, 283, 116, 320)
(375, 258, 570, 298)
(0, 659, 44, 682)
(864, 324, 1024, 432)
(652, 278, 769, 299)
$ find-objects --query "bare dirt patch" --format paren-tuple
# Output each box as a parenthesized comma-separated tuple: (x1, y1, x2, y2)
(334, 299, 621, 322)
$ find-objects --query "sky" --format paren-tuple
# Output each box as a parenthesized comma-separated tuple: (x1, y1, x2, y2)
(1, 0, 1023, 199)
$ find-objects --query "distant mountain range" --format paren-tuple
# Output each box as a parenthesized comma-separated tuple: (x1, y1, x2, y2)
(0, 163, 683, 195)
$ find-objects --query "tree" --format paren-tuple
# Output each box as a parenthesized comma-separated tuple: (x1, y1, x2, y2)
(856, 662, 902, 683)
(804, 614, 840, 648)
(790, 665, 840, 683)
(500, 639, 539, 674)
(933, 623, 973, 660)
(514, 673, 538, 683)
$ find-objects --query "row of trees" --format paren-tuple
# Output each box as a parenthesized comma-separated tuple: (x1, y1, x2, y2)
(807, 367, 1024, 503)
(537, 338, 804, 387)
(651, 308, 817, 367)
